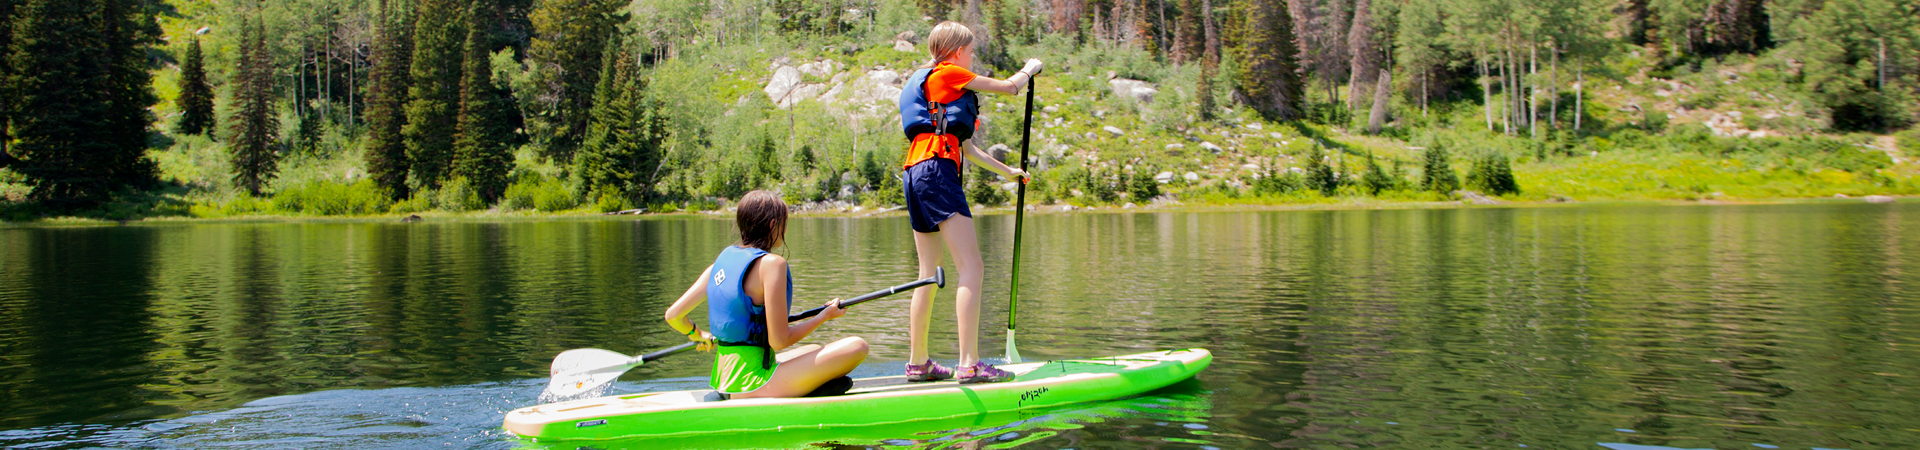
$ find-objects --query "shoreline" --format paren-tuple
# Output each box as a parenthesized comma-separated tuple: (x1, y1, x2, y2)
(3, 194, 1905, 227)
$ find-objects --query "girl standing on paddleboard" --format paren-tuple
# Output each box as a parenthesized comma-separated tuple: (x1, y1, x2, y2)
(664, 191, 867, 398)
(897, 21, 1041, 384)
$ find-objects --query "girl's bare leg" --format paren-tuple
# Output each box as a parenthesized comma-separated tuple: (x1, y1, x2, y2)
(909, 230, 946, 363)
(737, 337, 869, 399)
(936, 215, 986, 366)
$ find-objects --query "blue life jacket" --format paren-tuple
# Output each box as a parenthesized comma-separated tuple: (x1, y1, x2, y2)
(706, 246, 792, 368)
(898, 66, 980, 142)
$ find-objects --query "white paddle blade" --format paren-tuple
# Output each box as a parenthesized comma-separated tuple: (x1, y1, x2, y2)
(1006, 329, 1022, 363)
(544, 348, 643, 399)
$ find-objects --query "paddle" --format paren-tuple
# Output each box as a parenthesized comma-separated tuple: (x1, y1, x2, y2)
(1006, 67, 1040, 364)
(542, 267, 946, 400)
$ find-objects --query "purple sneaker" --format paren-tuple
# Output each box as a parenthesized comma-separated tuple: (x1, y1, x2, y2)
(905, 359, 953, 382)
(957, 362, 1014, 384)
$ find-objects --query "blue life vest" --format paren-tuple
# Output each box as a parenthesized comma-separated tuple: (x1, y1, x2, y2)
(707, 246, 792, 356)
(898, 66, 980, 142)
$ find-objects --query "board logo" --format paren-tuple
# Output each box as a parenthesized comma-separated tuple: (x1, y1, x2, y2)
(576, 419, 607, 428)
(1019, 387, 1050, 406)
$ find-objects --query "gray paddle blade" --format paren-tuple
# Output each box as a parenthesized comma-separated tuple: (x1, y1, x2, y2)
(542, 348, 642, 400)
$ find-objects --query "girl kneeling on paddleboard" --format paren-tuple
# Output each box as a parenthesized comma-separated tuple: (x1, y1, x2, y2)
(898, 21, 1041, 384)
(664, 191, 867, 399)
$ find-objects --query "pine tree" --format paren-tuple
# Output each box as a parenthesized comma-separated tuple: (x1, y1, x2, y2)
(1196, 0, 1217, 120)
(575, 39, 669, 201)
(101, 0, 159, 189)
(1786, 0, 1917, 131)
(1345, 0, 1378, 112)
(1391, 0, 1441, 117)
(1234, 0, 1305, 121)
(0, 0, 15, 169)
(6, 0, 155, 206)
(227, 15, 280, 197)
(1420, 146, 1459, 194)
(453, 0, 515, 203)
(1172, 0, 1200, 64)
(1304, 148, 1337, 196)
(528, 0, 620, 164)
(402, 0, 468, 191)
(1466, 152, 1520, 195)
(366, 0, 415, 199)
(176, 37, 217, 136)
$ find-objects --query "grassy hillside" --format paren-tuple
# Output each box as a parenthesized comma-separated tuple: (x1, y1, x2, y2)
(3, 0, 1916, 222)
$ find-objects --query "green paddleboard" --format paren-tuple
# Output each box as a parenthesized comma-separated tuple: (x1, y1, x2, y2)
(502, 348, 1212, 441)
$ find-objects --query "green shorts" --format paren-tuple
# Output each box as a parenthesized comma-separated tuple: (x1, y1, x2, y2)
(711, 345, 777, 395)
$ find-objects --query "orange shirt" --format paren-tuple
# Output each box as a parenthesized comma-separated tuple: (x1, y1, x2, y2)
(904, 62, 978, 169)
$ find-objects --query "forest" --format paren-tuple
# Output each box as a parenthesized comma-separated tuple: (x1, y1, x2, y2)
(0, 0, 1914, 220)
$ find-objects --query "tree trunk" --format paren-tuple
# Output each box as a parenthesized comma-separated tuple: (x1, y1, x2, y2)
(1481, 58, 1492, 131)
(1575, 57, 1584, 132)
(1879, 38, 1887, 91)
(1499, 51, 1511, 135)
(1549, 46, 1558, 130)
(1367, 67, 1391, 134)
(1529, 44, 1538, 140)
(1158, 0, 1169, 56)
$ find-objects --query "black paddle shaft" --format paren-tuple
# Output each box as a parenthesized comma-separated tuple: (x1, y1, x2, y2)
(1008, 67, 1039, 331)
(788, 266, 945, 321)
(642, 268, 948, 363)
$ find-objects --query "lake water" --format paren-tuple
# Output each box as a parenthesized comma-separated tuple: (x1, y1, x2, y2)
(1, 203, 1916, 449)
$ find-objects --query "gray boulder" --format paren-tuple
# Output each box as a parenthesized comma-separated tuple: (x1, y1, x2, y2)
(1107, 78, 1158, 104)
(987, 143, 1012, 162)
(764, 65, 803, 104)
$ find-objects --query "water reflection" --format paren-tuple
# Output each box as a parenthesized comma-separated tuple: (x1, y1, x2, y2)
(0, 204, 1915, 449)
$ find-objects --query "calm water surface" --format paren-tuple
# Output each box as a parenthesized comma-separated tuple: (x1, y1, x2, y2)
(1, 203, 1916, 449)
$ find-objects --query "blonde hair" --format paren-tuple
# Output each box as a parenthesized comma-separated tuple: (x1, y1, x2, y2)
(925, 21, 975, 67)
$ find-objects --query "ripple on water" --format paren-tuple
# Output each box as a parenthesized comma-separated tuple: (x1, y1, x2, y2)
(0, 206, 1916, 449)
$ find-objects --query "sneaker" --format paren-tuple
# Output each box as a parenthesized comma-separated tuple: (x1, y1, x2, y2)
(957, 362, 1014, 384)
(905, 359, 953, 382)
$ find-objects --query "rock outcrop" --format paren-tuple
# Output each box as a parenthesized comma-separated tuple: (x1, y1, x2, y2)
(1107, 78, 1157, 104)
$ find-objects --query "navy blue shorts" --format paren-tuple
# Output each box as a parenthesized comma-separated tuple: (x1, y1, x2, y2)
(904, 158, 971, 233)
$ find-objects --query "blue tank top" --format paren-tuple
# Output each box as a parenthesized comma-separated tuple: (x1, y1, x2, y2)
(706, 246, 793, 348)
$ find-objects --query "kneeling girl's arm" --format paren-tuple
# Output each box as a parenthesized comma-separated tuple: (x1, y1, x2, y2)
(757, 255, 846, 350)
(664, 265, 717, 351)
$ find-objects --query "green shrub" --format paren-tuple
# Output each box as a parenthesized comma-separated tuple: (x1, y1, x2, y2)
(966, 167, 1008, 206)
(389, 194, 432, 214)
(1898, 128, 1920, 158)
(188, 194, 273, 218)
(1421, 146, 1460, 193)
(1252, 167, 1304, 195)
(591, 187, 633, 213)
(1304, 150, 1338, 196)
(270, 179, 394, 216)
(500, 174, 579, 212)
(1128, 168, 1161, 201)
(857, 150, 887, 190)
(1361, 156, 1398, 195)
(1465, 152, 1520, 196)
(1077, 166, 1120, 203)
(434, 177, 485, 212)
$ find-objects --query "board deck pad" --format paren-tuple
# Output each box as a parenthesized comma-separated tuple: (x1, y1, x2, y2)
(504, 348, 1212, 441)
